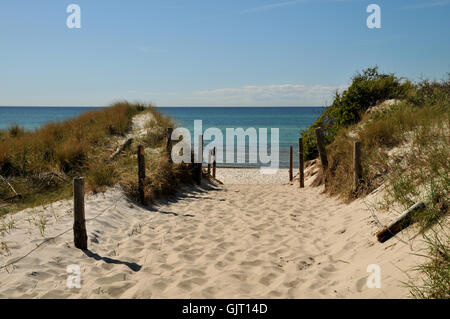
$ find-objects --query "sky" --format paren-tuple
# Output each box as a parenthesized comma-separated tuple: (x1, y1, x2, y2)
(0, 0, 449, 107)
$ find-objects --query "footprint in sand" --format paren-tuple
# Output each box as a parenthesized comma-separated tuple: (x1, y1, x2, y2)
(356, 276, 367, 292)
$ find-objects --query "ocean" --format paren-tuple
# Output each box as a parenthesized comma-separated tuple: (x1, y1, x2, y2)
(0, 106, 324, 168)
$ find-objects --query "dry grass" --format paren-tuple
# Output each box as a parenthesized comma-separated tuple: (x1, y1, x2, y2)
(315, 78, 449, 298)
(0, 102, 146, 213)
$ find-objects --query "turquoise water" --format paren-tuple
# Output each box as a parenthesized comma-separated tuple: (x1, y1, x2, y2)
(0, 106, 324, 168)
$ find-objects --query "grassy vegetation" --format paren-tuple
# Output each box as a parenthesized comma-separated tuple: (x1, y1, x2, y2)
(0, 102, 148, 214)
(302, 66, 412, 161)
(304, 68, 449, 299)
(409, 227, 450, 299)
(119, 111, 196, 205)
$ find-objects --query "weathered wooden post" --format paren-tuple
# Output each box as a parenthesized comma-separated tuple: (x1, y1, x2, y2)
(212, 147, 217, 179)
(298, 138, 304, 188)
(166, 127, 173, 163)
(191, 149, 195, 180)
(207, 150, 212, 176)
(196, 135, 203, 185)
(289, 146, 293, 182)
(137, 145, 146, 205)
(353, 141, 362, 190)
(315, 127, 328, 171)
(73, 177, 87, 250)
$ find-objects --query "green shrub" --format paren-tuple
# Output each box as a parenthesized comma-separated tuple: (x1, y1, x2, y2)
(302, 66, 412, 160)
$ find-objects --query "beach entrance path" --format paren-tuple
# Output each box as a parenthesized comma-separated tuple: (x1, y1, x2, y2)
(0, 174, 425, 299)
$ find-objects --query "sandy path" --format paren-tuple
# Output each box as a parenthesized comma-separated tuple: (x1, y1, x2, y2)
(0, 176, 426, 299)
(0, 112, 428, 299)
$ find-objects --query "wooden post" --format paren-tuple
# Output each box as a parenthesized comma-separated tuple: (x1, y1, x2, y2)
(191, 149, 195, 180)
(289, 146, 293, 182)
(353, 141, 362, 189)
(196, 135, 203, 185)
(212, 147, 217, 179)
(207, 150, 212, 176)
(315, 127, 328, 171)
(166, 127, 174, 163)
(73, 177, 87, 250)
(376, 202, 426, 243)
(137, 145, 146, 205)
(299, 138, 304, 188)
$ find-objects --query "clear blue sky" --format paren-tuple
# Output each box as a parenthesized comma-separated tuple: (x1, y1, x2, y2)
(1, 0, 449, 106)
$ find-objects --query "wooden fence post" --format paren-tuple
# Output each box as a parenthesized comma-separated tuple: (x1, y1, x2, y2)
(315, 127, 328, 171)
(196, 135, 203, 185)
(212, 147, 217, 179)
(191, 149, 195, 180)
(299, 138, 304, 188)
(289, 146, 293, 182)
(166, 127, 173, 163)
(137, 145, 146, 205)
(353, 141, 362, 190)
(73, 177, 87, 250)
(207, 150, 212, 176)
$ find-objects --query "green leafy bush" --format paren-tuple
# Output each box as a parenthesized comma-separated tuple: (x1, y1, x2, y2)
(302, 66, 412, 160)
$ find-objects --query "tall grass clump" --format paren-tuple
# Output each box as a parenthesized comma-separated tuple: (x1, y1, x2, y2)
(0, 102, 146, 211)
(410, 228, 450, 299)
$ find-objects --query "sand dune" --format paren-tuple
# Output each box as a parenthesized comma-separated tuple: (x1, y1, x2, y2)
(0, 170, 427, 299)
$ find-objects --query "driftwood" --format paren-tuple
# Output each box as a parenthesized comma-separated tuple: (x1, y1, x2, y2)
(376, 202, 426, 243)
(0, 175, 22, 200)
(109, 138, 133, 161)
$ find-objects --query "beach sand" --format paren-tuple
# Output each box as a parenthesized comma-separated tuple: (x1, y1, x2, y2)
(0, 166, 427, 299)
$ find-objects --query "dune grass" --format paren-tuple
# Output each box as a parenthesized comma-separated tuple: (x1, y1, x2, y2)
(309, 75, 449, 299)
(0, 100, 196, 218)
(0, 102, 147, 214)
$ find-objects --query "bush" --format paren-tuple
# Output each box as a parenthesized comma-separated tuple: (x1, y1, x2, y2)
(302, 66, 412, 160)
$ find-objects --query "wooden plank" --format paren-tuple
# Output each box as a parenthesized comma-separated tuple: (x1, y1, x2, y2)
(73, 177, 88, 250)
(315, 127, 328, 171)
(376, 202, 426, 243)
(298, 138, 304, 188)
